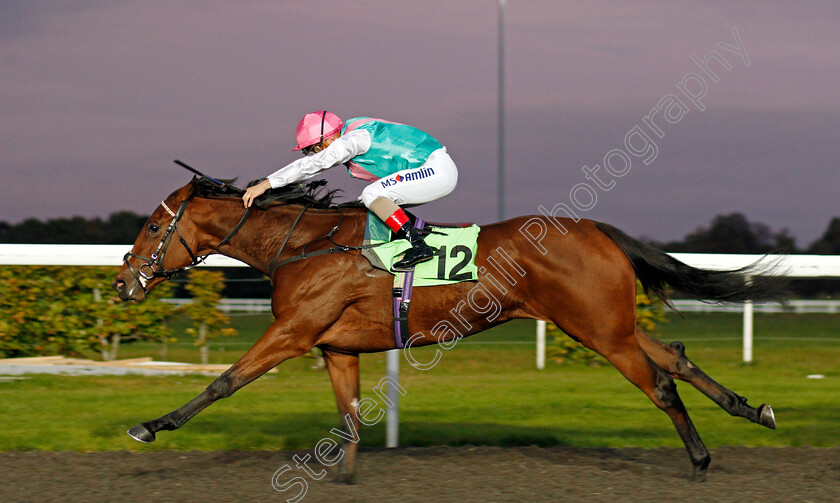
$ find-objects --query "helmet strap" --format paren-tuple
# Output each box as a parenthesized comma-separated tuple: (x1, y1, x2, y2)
(318, 110, 327, 149)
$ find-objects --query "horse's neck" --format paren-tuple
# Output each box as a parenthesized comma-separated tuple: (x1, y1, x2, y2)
(194, 199, 362, 275)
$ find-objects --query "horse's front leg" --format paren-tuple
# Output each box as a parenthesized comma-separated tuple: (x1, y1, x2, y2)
(322, 350, 361, 484)
(127, 318, 313, 442)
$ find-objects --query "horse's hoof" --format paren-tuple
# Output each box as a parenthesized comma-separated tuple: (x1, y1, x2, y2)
(334, 472, 355, 485)
(758, 404, 776, 430)
(689, 453, 710, 482)
(127, 423, 156, 443)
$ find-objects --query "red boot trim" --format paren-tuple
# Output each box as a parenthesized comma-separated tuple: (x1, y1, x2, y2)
(385, 209, 410, 233)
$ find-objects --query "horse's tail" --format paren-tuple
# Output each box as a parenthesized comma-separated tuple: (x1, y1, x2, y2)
(595, 222, 787, 308)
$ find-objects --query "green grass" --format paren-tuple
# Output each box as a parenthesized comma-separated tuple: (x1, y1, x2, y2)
(110, 313, 542, 365)
(0, 314, 838, 451)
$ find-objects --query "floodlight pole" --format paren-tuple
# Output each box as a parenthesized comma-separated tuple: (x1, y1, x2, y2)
(497, 0, 506, 222)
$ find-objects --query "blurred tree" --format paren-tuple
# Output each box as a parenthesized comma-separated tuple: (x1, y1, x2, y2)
(0, 212, 147, 244)
(0, 266, 175, 358)
(773, 228, 798, 253)
(807, 218, 840, 255)
(656, 213, 797, 253)
(84, 268, 176, 361)
(4, 218, 48, 243)
(181, 269, 237, 365)
(103, 211, 148, 244)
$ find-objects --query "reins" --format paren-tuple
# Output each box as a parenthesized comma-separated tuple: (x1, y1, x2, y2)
(267, 205, 387, 278)
(216, 206, 252, 250)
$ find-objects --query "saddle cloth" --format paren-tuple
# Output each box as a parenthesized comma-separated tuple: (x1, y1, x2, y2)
(362, 211, 480, 286)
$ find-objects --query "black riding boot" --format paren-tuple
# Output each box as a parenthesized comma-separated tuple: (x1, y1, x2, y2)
(393, 222, 434, 270)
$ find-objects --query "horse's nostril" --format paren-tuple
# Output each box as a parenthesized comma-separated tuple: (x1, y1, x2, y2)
(112, 279, 126, 292)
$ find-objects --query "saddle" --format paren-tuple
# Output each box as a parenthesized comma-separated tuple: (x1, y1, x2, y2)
(362, 211, 480, 349)
(362, 211, 480, 285)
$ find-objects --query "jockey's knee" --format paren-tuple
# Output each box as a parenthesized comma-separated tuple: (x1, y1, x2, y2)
(360, 184, 385, 208)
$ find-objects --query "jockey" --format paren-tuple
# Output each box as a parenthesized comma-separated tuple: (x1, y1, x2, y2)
(243, 111, 458, 270)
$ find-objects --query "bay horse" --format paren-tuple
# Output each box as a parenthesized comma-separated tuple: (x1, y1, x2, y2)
(112, 176, 782, 483)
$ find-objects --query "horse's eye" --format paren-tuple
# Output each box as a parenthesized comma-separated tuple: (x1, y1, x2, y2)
(148, 224, 160, 234)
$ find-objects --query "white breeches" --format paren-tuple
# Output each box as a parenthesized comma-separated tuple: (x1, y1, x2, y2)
(359, 148, 458, 208)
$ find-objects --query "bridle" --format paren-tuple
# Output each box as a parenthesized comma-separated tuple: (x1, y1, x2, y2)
(122, 189, 251, 296)
(121, 174, 389, 297)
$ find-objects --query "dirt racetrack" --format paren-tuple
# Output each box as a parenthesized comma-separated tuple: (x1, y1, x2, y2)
(3, 446, 839, 503)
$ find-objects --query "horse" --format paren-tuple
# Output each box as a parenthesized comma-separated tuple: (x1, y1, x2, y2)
(112, 176, 783, 483)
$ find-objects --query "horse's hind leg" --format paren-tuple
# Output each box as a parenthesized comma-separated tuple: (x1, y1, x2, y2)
(635, 329, 776, 429)
(572, 327, 711, 481)
(322, 350, 361, 484)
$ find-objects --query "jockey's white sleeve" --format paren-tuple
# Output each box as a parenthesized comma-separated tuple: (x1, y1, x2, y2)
(266, 129, 372, 188)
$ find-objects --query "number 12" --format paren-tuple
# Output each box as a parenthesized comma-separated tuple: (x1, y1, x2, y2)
(433, 245, 474, 281)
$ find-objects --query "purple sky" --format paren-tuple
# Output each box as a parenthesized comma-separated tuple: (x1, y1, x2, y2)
(1, 1, 838, 246)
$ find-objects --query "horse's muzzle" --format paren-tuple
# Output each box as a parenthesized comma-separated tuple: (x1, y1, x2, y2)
(111, 277, 130, 300)
(112, 275, 144, 302)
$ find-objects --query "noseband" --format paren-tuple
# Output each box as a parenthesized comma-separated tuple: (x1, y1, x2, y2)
(122, 198, 203, 294)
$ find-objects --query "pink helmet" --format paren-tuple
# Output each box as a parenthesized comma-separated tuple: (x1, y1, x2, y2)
(292, 110, 344, 151)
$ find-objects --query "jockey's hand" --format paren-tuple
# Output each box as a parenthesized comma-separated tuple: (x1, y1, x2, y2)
(242, 179, 272, 208)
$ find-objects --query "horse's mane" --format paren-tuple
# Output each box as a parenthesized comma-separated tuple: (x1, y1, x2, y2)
(191, 177, 363, 210)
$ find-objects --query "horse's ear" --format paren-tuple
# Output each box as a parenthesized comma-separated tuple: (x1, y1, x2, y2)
(184, 176, 200, 198)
